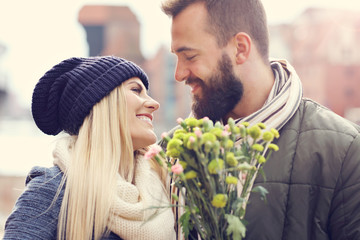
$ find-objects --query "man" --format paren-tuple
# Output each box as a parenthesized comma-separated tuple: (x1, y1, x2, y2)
(160, 0, 360, 239)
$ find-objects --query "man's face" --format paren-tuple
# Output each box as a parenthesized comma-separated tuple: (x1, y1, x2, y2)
(190, 54, 243, 122)
(171, 2, 243, 121)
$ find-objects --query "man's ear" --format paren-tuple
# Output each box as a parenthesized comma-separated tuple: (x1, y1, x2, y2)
(233, 32, 251, 64)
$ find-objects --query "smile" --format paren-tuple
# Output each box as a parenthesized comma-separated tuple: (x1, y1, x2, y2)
(186, 79, 203, 96)
(136, 115, 153, 125)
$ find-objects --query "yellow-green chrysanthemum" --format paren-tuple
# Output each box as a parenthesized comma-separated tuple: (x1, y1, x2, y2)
(248, 125, 261, 139)
(167, 138, 183, 150)
(262, 131, 274, 142)
(225, 176, 238, 185)
(166, 148, 181, 158)
(173, 129, 187, 140)
(208, 158, 224, 174)
(211, 194, 228, 208)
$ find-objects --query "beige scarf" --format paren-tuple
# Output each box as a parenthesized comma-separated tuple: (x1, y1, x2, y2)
(53, 137, 176, 240)
(234, 58, 303, 131)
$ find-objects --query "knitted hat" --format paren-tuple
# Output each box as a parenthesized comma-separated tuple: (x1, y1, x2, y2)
(31, 56, 149, 136)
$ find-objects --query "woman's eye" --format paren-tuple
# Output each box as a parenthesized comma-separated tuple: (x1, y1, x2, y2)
(131, 88, 142, 94)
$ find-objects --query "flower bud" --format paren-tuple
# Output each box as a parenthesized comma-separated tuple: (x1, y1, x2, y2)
(173, 129, 187, 140)
(257, 155, 266, 164)
(225, 152, 238, 167)
(270, 128, 280, 138)
(225, 176, 238, 185)
(184, 133, 197, 148)
(184, 170, 198, 180)
(268, 143, 279, 151)
(237, 162, 256, 171)
(214, 121, 224, 129)
(178, 161, 188, 170)
(248, 125, 261, 140)
(171, 162, 184, 174)
(224, 139, 234, 149)
(251, 143, 264, 152)
(200, 132, 217, 145)
(210, 127, 223, 139)
(262, 131, 274, 142)
(171, 194, 179, 202)
(208, 158, 224, 174)
(241, 122, 250, 127)
(185, 117, 198, 127)
(204, 141, 213, 153)
(257, 122, 266, 129)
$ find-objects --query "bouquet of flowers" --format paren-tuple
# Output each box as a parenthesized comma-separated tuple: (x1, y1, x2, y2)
(146, 117, 279, 240)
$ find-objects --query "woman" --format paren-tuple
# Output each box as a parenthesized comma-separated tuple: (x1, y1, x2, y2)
(3, 56, 176, 240)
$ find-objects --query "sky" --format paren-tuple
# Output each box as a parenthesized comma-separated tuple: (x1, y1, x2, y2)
(0, 0, 360, 175)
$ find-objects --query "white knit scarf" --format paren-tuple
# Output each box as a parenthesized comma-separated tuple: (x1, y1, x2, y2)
(53, 137, 176, 240)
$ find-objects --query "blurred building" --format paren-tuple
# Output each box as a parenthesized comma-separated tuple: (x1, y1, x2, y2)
(78, 5, 192, 135)
(144, 45, 192, 134)
(269, 8, 360, 124)
(78, 5, 145, 64)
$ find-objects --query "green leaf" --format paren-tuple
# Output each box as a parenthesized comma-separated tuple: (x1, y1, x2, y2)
(179, 209, 192, 238)
(258, 168, 267, 182)
(251, 186, 269, 201)
(225, 214, 246, 240)
(231, 197, 246, 215)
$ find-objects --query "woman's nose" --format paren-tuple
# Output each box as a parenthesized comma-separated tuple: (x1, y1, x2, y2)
(145, 97, 160, 111)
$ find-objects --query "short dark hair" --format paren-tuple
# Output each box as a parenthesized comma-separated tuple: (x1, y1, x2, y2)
(161, 0, 269, 62)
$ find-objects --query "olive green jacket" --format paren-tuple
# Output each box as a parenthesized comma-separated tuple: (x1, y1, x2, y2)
(245, 98, 360, 240)
(160, 98, 360, 240)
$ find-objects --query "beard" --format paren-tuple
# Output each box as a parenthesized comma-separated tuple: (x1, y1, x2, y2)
(190, 53, 243, 122)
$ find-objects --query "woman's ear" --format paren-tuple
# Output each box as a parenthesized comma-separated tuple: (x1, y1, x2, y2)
(233, 32, 251, 64)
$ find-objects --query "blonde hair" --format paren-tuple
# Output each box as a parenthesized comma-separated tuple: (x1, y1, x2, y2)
(57, 85, 166, 240)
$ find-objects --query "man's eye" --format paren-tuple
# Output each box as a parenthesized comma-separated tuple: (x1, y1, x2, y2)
(186, 55, 197, 61)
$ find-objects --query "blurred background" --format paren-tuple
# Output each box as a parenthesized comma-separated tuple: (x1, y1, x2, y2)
(1, 0, 360, 235)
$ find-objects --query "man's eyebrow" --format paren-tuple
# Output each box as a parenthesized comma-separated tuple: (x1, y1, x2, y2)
(172, 46, 196, 54)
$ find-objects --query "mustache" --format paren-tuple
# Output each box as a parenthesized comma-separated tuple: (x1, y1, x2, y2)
(185, 77, 203, 86)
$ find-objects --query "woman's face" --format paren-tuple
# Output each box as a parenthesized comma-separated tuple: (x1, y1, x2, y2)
(123, 77, 160, 150)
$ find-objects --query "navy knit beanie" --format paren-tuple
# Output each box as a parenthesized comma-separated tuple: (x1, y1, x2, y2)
(31, 56, 149, 136)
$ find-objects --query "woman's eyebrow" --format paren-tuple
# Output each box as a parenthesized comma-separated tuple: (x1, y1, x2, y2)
(128, 81, 145, 91)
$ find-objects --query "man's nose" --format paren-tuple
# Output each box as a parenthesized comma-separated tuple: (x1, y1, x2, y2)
(174, 61, 190, 82)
